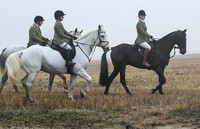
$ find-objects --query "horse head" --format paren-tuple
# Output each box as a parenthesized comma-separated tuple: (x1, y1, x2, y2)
(69, 28, 83, 38)
(97, 25, 110, 52)
(176, 29, 187, 54)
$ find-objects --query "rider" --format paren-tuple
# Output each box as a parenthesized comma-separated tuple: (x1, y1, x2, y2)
(53, 10, 77, 68)
(135, 10, 154, 67)
(27, 16, 49, 47)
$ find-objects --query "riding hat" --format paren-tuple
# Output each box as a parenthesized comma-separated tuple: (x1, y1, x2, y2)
(138, 10, 146, 16)
(34, 16, 44, 23)
(54, 10, 66, 19)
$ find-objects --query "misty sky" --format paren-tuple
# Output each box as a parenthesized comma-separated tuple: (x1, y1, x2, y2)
(0, 0, 199, 59)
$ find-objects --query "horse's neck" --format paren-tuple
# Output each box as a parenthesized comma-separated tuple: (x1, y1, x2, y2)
(158, 32, 177, 57)
(77, 32, 98, 57)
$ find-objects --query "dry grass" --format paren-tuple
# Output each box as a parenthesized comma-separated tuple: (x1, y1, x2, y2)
(0, 54, 200, 128)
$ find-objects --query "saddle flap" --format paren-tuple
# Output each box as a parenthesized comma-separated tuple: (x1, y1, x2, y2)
(51, 40, 76, 61)
(133, 41, 159, 66)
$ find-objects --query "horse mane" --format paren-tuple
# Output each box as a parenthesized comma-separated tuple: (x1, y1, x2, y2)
(77, 29, 97, 41)
(77, 27, 106, 41)
(158, 30, 181, 42)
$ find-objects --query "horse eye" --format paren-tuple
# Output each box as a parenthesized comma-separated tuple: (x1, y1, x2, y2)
(101, 35, 105, 38)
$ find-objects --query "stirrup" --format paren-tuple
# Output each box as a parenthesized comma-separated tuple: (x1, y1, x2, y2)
(142, 62, 151, 67)
(66, 61, 76, 68)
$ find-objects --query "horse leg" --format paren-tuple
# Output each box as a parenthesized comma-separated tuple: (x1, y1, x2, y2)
(76, 69, 92, 98)
(21, 72, 38, 103)
(48, 74, 55, 93)
(152, 67, 166, 95)
(0, 71, 8, 93)
(0, 71, 20, 94)
(104, 68, 119, 95)
(120, 67, 132, 96)
(13, 85, 20, 94)
(57, 74, 68, 94)
(68, 74, 77, 101)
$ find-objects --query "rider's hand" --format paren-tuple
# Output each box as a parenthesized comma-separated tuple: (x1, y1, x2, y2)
(150, 36, 154, 41)
(41, 41, 47, 46)
(45, 38, 49, 41)
(73, 36, 78, 40)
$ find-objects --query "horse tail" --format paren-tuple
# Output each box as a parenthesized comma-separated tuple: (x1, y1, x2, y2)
(99, 52, 108, 86)
(5, 51, 23, 84)
(0, 48, 7, 78)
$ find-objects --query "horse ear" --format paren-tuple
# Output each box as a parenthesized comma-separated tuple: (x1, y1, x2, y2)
(80, 29, 83, 34)
(75, 28, 77, 33)
(98, 25, 101, 30)
(183, 29, 187, 33)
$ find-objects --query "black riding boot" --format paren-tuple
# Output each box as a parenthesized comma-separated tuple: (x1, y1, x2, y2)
(65, 50, 76, 68)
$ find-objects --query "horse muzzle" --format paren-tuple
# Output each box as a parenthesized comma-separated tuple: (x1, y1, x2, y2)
(180, 48, 186, 54)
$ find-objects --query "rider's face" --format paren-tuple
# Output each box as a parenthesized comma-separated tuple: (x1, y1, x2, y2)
(38, 21, 43, 26)
(59, 16, 64, 21)
(139, 15, 146, 20)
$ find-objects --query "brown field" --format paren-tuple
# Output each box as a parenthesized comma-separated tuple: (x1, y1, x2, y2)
(0, 54, 200, 128)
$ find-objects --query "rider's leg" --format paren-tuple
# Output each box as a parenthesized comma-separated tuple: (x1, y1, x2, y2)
(59, 43, 76, 68)
(138, 42, 151, 67)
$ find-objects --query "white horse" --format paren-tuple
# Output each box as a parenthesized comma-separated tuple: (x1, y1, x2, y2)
(0, 28, 83, 94)
(5, 25, 110, 102)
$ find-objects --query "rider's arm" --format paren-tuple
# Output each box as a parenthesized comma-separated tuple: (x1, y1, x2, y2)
(29, 27, 43, 43)
(137, 22, 152, 38)
(64, 29, 74, 38)
(42, 36, 48, 41)
(54, 22, 72, 40)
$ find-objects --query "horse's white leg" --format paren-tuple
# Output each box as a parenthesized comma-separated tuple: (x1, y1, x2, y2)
(68, 74, 77, 101)
(21, 72, 38, 103)
(77, 69, 92, 98)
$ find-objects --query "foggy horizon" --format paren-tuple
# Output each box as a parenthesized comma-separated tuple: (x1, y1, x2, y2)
(0, 0, 199, 59)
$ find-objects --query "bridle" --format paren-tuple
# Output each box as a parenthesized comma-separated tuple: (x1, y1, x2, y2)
(170, 36, 186, 58)
(74, 29, 109, 62)
(170, 45, 179, 58)
(153, 38, 183, 59)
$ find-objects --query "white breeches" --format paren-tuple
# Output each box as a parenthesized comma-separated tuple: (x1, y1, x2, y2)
(138, 42, 151, 51)
(59, 43, 71, 50)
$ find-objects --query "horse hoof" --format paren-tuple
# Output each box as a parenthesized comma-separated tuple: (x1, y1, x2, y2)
(159, 91, 164, 95)
(152, 89, 157, 94)
(80, 91, 85, 99)
(104, 92, 108, 95)
(68, 95, 76, 102)
(64, 90, 69, 94)
(127, 92, 133, 96)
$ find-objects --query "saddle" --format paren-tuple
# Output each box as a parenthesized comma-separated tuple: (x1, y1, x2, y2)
(133, 41, 159, 66)
(51, 39, 76, 61)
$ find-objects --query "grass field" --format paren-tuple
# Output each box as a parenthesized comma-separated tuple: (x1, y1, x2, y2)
(0, 54, 200, 128)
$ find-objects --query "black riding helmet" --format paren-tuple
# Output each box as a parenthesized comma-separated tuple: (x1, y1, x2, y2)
(138, 10, 146, 16)
(54, 10, 66, 19)
(34, 16, 44, 23)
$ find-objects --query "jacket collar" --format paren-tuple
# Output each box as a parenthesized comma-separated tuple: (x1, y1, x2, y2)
(34, 23, 40, 29)
(139, 19, 145, 23)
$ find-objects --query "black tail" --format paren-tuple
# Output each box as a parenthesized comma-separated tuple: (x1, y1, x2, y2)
(99, 52, 108, 86)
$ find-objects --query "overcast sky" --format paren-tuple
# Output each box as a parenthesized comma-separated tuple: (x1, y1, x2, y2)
(0, 0, 199, 59)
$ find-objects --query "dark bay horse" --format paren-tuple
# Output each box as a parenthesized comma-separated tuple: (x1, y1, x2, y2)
(99, 29, 187, 95)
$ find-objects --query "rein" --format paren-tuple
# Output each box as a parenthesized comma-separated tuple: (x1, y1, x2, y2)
(73, 30, 109, 62)
(170, 46, 179, 58)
